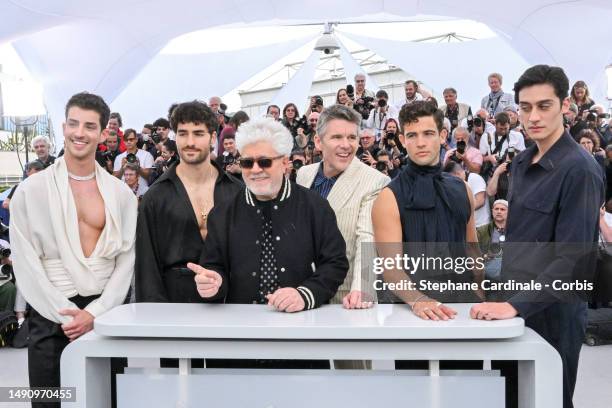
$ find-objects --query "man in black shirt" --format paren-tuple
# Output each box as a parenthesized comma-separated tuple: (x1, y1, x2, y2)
(471, 65, 604, 408)
(136, 101, 242, 303)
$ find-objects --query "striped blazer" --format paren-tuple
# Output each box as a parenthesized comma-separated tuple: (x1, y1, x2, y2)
(297, 158, 389, 303)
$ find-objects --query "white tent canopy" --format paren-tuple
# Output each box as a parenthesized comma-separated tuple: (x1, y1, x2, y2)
(1, 0, 611, 146)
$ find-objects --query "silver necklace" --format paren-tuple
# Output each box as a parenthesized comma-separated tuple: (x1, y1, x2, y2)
(68, 171, 96, 181)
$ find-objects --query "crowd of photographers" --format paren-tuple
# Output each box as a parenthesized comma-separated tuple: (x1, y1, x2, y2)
(1, 72, 611, 317)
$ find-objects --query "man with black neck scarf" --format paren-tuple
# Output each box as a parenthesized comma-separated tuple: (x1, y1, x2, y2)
(372, 101, 481, 319)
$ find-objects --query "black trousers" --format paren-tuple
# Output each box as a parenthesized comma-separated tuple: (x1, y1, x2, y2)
(28, 295, 99, 408)
(524, 302, 587, 408)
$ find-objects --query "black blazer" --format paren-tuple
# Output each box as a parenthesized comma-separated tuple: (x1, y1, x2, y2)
(200, 178, 349, 309)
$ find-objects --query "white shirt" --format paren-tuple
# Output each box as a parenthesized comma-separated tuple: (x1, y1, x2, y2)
(479, 130, 526, 157)
(467, 173, 490, 228)
(114, 149, 155, 186)
(365, 105, 399, 139)
(126, 180, 149, 198)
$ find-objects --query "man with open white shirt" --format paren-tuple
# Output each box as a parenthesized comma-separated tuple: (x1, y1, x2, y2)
(113, 128, 154, 186)
(10, 92, 136, 406)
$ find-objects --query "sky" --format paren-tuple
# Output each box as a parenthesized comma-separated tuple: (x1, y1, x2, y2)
(1, 20, 611, 118)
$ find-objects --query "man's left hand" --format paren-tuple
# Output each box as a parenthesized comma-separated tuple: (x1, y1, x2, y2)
(59, 309, 94, 341)
(266, 287, 305, 313)
(470, 302, 518, 320)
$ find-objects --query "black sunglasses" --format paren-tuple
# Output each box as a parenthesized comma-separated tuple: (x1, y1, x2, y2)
(239, 155, 284, 169)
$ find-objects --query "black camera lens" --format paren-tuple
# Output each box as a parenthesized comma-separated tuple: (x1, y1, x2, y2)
(0, 247, 10, 258)
(507, 147, 515, 160)
(0, 264, 12, 279)
(377, 99, 387, 108)
(126, 153, 138, 164)
(292, 159, 304, 170)
(474, 117, 484, 127)
(456, 140, 466, 155)
(376, 161, 387, 172)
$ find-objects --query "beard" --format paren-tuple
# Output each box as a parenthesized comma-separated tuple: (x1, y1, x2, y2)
(179, 147, 209, 165)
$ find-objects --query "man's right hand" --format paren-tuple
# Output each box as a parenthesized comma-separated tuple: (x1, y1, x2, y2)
(188, 262, 222, 298)
(411, 298, 457, 321)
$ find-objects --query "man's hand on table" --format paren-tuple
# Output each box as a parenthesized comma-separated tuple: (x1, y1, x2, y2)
(189, 262, 222, 298)
(342, 290, 374, 309)
(411, 298, 457, 321)
(266, 288, 305, 313)
(470, 302, 518, 320)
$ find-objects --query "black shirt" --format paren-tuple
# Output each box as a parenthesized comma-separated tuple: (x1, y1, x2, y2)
(503, 131, 604, 318)
(135, 160, 243, 303)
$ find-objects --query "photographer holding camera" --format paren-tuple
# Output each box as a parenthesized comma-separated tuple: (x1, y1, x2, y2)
(443, 126, 483, 174)
(96, 130, 122, 173)
(336, 88, 355, 109)
(356, 128, 380, 167)
(583, 105, 612, 147)
(375, 150, 398, 178)
(479, 112, 525, 180)
(281, 103, 309, 141)
(150, 139, 179, 184)
(365, 90, 398, 139)
(352, 74, 376, 122)
(440, 87, 472, 133)
(288, 149, 306, 182)
(215, 134, 242, 180)
(114, 128, 155, 186)
(485, 147, 515, 201)
(379, 118, 407, 171)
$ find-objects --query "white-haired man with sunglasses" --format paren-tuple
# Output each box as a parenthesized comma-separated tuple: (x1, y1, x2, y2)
(189, 117, 349, 313)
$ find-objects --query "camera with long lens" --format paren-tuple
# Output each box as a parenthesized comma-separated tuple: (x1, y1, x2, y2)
(346, 84, 355, 100)
(222, 151, 235, 168)
(377, 99, 387, 108)
(384, 131, 397, 148)
(506, 147, 516, 162)
(450, 141, 466, 163)
(126, 153, 138, 164)
(586, 110, 598, 123)
(355, 96, 375, 120)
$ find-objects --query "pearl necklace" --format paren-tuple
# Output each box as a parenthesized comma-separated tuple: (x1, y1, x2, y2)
(68, 171, 96, 181)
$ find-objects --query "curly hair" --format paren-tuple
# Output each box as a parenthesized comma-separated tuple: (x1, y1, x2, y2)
(170, 100, 217, 135)
(398, 100, 444, 132)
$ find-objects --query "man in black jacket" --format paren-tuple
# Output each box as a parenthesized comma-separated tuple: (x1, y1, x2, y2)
(189, 117, 348, 311)
(136, 100, 242, 304)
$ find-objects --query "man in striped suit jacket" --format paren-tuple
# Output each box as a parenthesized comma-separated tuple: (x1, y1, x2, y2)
(297, 104, 389, 309)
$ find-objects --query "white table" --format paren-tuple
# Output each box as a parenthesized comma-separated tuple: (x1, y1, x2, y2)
(60, 303, 561, 408)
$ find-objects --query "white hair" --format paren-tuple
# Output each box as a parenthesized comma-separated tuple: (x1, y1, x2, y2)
(443, 117, 451, 133)
(361, 128, 375, 137)
(236, 117, 293, 157)
(31, 135, 51, 149)
(354, 73, 365, 80)
(453, 126, 469, 139)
